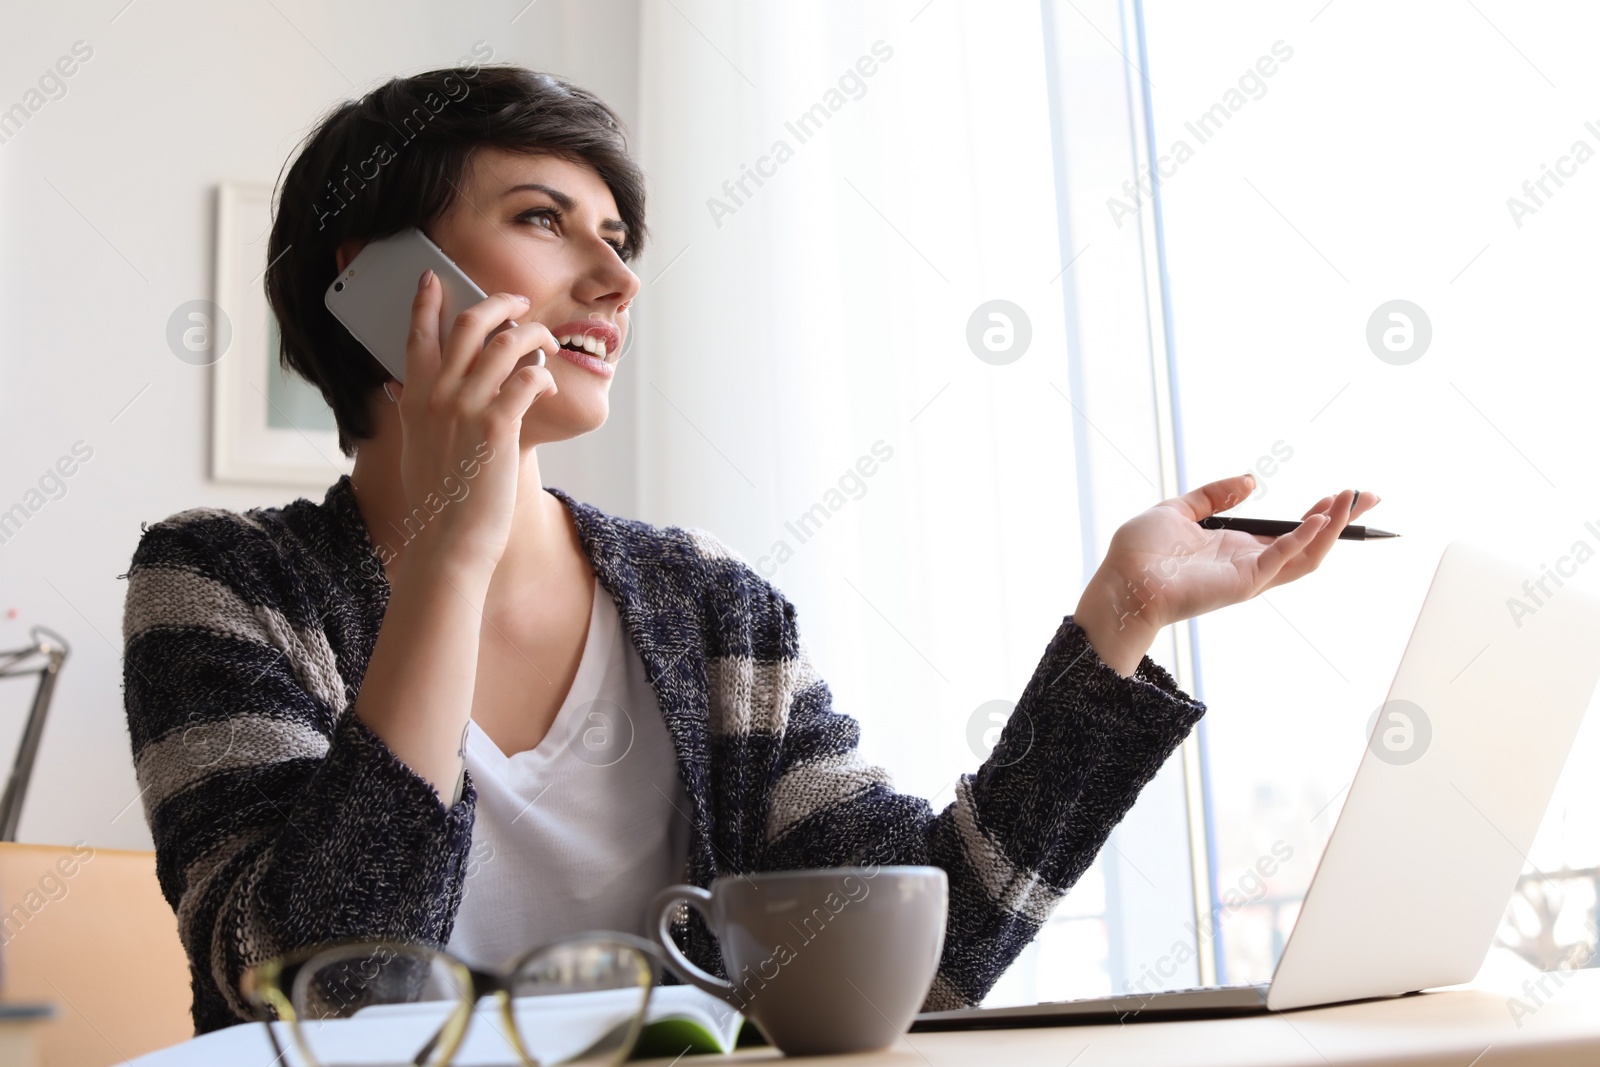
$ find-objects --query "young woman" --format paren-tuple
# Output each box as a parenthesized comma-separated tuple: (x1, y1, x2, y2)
(121, 63, 1380, 1035)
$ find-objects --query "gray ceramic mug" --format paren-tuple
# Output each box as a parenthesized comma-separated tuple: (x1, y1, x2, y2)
(645, 865, 948, 1056)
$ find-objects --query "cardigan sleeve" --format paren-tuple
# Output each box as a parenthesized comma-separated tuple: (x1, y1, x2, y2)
(120, 515, 477, 1034)
(754, 587, 1206, 1013)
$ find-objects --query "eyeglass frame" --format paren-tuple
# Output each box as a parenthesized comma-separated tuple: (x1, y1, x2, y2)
(240, 929, 665, 1067)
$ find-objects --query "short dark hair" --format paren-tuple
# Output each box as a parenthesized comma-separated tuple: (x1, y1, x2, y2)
(265, 64, 648, 457)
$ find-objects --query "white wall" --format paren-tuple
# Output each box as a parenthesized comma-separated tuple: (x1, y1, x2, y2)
(0, 0, 642, 849)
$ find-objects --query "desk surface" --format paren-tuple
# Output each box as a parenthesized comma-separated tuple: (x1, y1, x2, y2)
(640, 969, 1600, 1066)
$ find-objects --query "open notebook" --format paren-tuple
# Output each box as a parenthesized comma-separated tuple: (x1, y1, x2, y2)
(120, 984, 754, 1066)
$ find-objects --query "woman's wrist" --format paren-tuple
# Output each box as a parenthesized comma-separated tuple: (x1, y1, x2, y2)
(388, 537, 498, 606)
(1074, 570, 1162, 678)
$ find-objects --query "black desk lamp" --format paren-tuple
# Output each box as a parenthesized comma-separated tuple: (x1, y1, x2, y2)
(0, 627, 69, 842)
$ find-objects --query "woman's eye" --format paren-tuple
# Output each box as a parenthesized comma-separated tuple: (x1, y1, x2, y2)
(519, 208, 627, 257)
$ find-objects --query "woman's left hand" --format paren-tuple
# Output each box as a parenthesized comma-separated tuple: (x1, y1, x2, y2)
(1073, 475, 1382, 676)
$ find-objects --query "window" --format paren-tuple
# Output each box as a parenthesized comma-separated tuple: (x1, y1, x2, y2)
(634, 0, 1599, 1006)
(1138, 0, 1600, 985)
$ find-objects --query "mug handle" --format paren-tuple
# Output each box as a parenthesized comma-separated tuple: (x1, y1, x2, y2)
(645, 884, 742, 1010)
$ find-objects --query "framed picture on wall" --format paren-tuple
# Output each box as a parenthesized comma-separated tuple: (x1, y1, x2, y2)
(210, 180, 354, 486)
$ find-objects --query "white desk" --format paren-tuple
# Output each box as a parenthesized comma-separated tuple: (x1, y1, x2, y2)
(642, 969, 1600, 1066)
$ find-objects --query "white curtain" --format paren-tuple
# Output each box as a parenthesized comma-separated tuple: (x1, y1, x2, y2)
(632, 0, 1086, 815)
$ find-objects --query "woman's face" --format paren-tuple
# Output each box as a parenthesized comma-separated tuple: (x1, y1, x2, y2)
(426, 147, 641, 447)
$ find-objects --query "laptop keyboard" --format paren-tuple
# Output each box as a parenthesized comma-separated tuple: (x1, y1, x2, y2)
(910, 983, 1273, 1031)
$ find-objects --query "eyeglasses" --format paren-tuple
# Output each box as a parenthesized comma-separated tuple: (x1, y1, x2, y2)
(240, 931, 662, 1067)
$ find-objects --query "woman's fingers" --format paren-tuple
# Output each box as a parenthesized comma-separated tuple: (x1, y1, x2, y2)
(1301, 490, 1382, 522)
(484, 362, 557, 430)
(1296, 488, 1357, 567)
(403, 270, 444, 389)
(459, 319, 561, 409)
(1301, 494, 1334, 520)
(1265, 489, 1384, 591)
(436, 292, 534, 388)
(1300, 488, 1382, 524)
(1250, 513, 1329, 593)
(1170, 472, 1259, 521)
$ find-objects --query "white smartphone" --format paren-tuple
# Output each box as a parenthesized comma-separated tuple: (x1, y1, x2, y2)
(323, 227, 530, 384)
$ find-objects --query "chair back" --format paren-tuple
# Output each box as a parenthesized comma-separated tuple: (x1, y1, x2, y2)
(0, 842, 191, 1067)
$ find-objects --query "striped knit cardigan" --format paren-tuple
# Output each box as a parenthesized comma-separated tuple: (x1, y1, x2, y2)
(120, 473, 1207, 1035)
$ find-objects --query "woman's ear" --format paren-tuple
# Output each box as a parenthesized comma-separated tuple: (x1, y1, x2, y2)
(334, 237, 368, 273)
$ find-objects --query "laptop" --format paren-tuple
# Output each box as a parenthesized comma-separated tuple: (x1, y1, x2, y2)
(913, 540, 1600, 1029)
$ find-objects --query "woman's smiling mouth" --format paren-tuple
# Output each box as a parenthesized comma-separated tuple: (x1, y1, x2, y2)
(516, 318, 620, 378)
(549, 319, 620, 359)
(550, 344, 613, 377)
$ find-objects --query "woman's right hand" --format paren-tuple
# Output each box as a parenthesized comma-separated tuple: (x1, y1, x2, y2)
(385, 269, 559, 580)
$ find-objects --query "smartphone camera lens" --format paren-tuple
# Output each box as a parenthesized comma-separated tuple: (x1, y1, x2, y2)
(333, 281, 344, 292)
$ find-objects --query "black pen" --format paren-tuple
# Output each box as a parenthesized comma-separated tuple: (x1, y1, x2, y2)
(1199, 516, 1399, 541)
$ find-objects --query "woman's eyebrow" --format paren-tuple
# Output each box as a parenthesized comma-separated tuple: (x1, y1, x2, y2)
(503, 181, 628, 238)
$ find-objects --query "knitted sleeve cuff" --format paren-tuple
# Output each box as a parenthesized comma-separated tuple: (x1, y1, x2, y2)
(259, 709, 479, 946)
(965, 614, 1207, 886)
